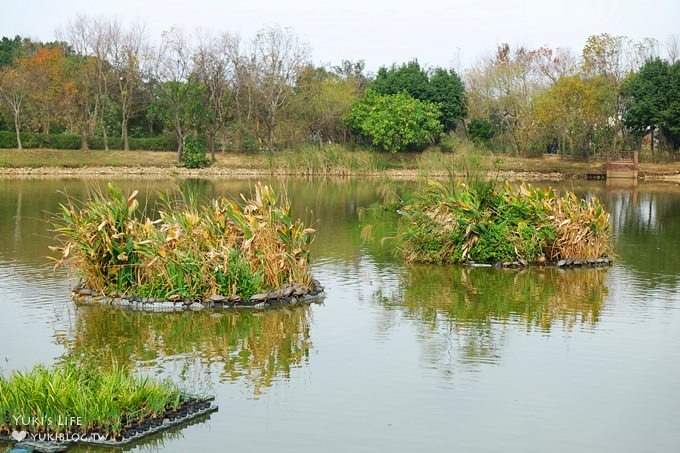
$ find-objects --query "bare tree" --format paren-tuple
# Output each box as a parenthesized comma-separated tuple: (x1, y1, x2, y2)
(530, 47, 578, 85)
(665, 34, 680, 64)
(193, 31, 236, 159)
(248, 26, 311, 150)
(151, 27, 205, 161)
(109, 21, 148, 151)
(0, 67, 26, 149)
(59, 15, 116, 150)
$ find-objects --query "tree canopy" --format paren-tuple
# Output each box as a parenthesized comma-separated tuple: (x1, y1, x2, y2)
(372, 60, 466, 131)
(345, 90, 443, 152)
(623, 58, 680, 150)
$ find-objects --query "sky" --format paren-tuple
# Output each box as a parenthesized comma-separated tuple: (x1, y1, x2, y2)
(1, 0, 679, 72)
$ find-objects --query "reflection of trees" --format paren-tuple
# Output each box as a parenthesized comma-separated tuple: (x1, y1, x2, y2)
(375, 266, 608, 377)
(58, 305, 313, 398)
(605, 184, 680, 290)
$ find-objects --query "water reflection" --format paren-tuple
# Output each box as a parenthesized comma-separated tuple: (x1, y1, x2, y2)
(58, 305, 313, 398)
(604, 183, 680, 290)
(374, 265, 609, 375)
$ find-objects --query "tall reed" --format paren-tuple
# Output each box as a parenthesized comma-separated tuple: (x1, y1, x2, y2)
(394, 180, 611, 264)
(51, 183, 316, 300)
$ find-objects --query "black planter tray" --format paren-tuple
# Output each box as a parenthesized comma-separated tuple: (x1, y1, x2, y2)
(2, 399, 218, 451)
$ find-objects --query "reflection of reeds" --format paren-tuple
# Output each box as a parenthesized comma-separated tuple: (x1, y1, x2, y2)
(373, 266, 609, 380)
(390, 266, 608, 331)
(60, 305, 313, 398)
(51, 183, 315, 300)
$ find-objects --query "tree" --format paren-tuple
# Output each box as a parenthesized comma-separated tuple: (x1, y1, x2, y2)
(150, 79, 210, 161)
(345, 90, 443, 152)
(19, 46, 74, 135)
(151, 27, 209, 161)
(193, 32, 235, 159)
(248, 26, 311, 150)
(0, 66, 26, 148)
(465, 44, 539, 154)
(373, 60, 431, 100)
(60, 16, 117, 150)
(108, 21, 147, 151)
(332, 60, 369, 94)
(372, 60, 466, 131)
(623, 58, 680, 151)
(293, 65, 361, 145)
(428, 67, 466, 130)
(535, 75, 615, 157)
(0, 36, 24, 68)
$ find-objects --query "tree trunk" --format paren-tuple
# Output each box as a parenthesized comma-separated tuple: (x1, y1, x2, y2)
(176, 127, 184, 163)
(209, 130, 216, 161)
(122, 117, 129, 151)
(14, 111, 22, 150)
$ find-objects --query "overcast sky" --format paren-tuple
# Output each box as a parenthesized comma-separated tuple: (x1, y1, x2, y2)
(2, 0, 678, 72)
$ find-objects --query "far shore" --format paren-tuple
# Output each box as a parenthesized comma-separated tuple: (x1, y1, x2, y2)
(0, 149, 679, 182)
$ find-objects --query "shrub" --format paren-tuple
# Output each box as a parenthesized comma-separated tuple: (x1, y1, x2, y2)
(345, 90, 443, 152)
(0, 131, 178, 151)
(182, 138, 211, 168)
(467, 119, 496, 145)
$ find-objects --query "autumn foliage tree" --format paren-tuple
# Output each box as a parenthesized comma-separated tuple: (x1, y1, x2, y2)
(535, 75, 615, 157)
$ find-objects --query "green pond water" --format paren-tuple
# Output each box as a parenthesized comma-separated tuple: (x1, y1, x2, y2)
(0, 177, 679, 452)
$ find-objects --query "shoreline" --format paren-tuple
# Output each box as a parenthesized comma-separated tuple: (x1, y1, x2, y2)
(0, 165, 678, 182)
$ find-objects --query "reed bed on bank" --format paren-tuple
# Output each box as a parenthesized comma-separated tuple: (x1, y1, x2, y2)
(51, 183, 315, 300)
(397, 180, 611, 264)
(269, 144, 390, 175)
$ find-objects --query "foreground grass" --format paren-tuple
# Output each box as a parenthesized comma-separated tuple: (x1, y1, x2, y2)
(51, 183, 315, 301)
(0, 362, 183, 437)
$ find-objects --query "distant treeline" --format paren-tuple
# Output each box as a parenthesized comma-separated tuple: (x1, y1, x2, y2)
(0, 20, 679, 160)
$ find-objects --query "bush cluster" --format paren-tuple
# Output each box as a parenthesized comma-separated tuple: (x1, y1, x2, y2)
(182, 138, 211, 168)
(0, 131, 178, 151)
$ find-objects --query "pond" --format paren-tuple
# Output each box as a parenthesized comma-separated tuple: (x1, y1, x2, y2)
(1, 177, 679, 452)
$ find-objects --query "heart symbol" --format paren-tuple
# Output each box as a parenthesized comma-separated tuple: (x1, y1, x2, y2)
(11, 430, 27, 441)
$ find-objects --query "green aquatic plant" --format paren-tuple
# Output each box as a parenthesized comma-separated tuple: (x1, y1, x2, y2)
(0, 362, 182, 437)
(392, 180, 611, 264)
(51, 183, 316, 300)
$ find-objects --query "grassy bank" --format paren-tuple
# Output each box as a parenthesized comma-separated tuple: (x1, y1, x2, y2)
(1, 145, 679, 179)
(51, 183, 316, 301)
